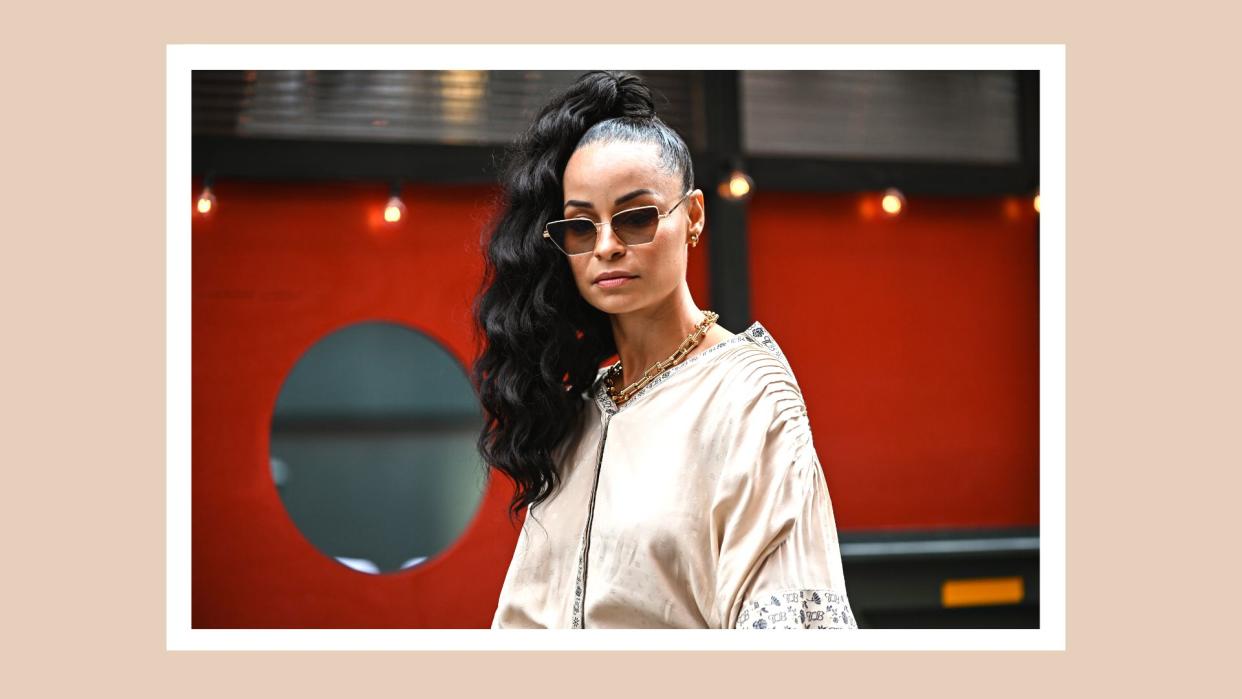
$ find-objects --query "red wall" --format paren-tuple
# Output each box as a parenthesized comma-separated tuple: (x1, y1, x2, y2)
(749, 191, 1039, 531)
(191, 178, 1037, 628)
(191, 178, 707, 627)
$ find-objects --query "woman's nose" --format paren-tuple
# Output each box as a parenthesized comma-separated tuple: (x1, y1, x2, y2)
(593, 221, 626, 260)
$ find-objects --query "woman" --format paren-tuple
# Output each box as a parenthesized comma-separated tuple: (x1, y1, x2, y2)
(473, 70, 856, 629)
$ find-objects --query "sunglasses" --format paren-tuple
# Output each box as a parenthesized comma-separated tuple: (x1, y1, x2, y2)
(543, 190, 694, 256)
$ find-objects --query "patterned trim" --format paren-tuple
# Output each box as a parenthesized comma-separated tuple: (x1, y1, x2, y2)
(570, 529, 587, 628)
(742, 323, 793, 373)
(591, 320, 768, 414)
(591, 366, 617, 415)
(735, 589, 858, 629)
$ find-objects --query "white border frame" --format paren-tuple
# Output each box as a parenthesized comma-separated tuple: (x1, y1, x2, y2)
(167, 44, 1066, 651)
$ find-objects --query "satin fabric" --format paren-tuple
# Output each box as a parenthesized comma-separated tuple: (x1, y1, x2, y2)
(491, 321, 857, 629)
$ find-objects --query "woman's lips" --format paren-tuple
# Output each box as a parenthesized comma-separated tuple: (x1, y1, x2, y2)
(595, 276, 635, 288)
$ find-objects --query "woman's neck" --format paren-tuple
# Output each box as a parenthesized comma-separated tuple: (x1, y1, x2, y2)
(608, 286, 727, 389)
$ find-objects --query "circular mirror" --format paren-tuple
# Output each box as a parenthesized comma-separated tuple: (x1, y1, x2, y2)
(269, 321, 486, 574)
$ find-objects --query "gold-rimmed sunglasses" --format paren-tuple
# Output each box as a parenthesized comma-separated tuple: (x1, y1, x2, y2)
(542, 190, 694, 256)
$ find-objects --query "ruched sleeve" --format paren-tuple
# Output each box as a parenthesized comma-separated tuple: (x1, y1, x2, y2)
(709, 349, 857, 630)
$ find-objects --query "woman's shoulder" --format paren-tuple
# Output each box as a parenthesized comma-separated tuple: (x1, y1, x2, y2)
(709, 323, 816, 481)
(712, 321, 806, 408)
(717, 321, 798, 374)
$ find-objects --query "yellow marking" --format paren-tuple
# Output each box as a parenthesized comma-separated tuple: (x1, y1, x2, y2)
(941, 576, 1024, 607)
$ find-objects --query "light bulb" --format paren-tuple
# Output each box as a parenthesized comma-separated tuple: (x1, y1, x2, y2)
(880, 187, 905, 216)
(716, 169, 754, 201)
(384, 195, 406, 223)
(1033, 190, 1040, 214)
(196, 186, 216, 215)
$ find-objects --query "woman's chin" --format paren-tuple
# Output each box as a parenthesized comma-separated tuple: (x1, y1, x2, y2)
(587, 294, 643, 316)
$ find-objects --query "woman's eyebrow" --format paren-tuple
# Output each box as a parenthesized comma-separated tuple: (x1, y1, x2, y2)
(564, 188, 658, 211)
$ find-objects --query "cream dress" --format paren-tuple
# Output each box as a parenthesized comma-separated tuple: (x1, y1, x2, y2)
(491, 321, 857, 629)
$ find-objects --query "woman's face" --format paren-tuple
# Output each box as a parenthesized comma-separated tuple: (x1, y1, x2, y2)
(558, 140, 703, 316)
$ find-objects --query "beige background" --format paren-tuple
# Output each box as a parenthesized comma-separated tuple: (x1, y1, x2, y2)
(6, 1, 1237, 695)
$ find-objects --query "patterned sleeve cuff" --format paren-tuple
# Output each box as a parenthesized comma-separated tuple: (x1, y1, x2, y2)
(734, 588, 858, 629)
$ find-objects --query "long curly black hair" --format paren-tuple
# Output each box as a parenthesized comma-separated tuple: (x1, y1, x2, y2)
(472, 70, 696, 525)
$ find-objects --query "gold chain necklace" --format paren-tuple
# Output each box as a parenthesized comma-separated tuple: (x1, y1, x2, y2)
(604, 310, 719, 406)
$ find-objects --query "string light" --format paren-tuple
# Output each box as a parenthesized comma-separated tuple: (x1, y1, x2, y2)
(1033, 188, 1040, 214)
(196, 173, 217, 216)
(880, 187, 906, 217)
(716, 159, 754, 201)
(384, 180, 406, 224)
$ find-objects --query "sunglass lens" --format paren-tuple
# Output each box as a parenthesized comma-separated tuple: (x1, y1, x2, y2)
(614, 206, 660, 244)
(548, 219, 597, 254)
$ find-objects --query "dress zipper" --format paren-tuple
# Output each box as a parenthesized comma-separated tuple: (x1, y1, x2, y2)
(572, 410, 612, 629)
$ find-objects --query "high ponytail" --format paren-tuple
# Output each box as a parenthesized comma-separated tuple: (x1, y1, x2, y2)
(471, 71, 696, 525)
